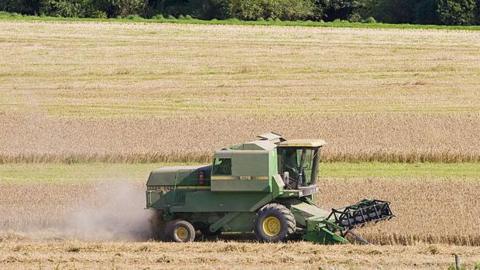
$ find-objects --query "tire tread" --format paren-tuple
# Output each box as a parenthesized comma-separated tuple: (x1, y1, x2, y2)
(254, 203, 296, 242)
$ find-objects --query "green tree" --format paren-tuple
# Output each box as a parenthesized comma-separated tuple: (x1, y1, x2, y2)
(38, 0, 146, 18)
(229, 0, 264, 20)
(356, 0, 376, 19)
(228, 0, 314, 20)
(188, 0, 231, 19)
(414, 0, 438, 24)
(276, 0, 315, 20)
(311, 0, 330, 20)
(39, 0, 93, 17)
(358, 0, 441, 24)
(437, 0, 477, 25)
(0, 0, 41, 14)
(115, 0, 146, 17)
(476, 0, 480, 23)
(373, 0, 416, 23)
(324, 0, 364, 21)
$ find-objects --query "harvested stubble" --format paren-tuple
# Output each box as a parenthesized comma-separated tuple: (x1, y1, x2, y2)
(1, 177, 479, 246)
(0, 113, 479, 163)
(0, 239, 480, 270)
(1, 22, 479, 118)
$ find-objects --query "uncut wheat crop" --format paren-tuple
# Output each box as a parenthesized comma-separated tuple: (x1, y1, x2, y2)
(1, 177, 479, 246)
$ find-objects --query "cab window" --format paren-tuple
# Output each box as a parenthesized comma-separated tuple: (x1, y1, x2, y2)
(212, 158, 232, 175)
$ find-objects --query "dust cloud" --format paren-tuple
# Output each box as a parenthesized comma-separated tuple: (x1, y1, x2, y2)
(0, 181, 155, 241)
(64, 181, 154, 241)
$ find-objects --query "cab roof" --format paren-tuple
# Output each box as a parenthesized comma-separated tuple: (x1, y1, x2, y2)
(225, 140, 277, 151)
(219, 134, 326, 152)
(277, 139, 326, 148)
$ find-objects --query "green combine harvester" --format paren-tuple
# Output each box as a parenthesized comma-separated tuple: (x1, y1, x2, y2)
(146, 133, 393, 244)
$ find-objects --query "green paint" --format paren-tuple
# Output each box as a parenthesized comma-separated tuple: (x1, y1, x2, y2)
(144, 134, 394, 244)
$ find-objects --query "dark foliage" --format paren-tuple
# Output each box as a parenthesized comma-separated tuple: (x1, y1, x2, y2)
(1, 0, 479, 25)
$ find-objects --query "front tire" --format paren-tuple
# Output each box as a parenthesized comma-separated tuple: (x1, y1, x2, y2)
(254, 203, 296, 242)
(165, 219, 196, 242)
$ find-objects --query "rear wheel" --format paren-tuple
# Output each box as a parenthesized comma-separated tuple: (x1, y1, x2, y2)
(254, 203, 296, 242)
(165, 219, 196, 242)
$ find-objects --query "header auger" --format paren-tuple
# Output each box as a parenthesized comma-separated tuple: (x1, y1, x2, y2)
(146, 133, 394, 244)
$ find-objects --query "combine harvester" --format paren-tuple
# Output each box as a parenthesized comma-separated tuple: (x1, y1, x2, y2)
(146, 133, 393, 244)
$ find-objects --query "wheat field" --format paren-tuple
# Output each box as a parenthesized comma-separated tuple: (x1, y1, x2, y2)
(0, 21, 480, 163)
(1, 172, 480, 269)
(1, 20, 480, 268)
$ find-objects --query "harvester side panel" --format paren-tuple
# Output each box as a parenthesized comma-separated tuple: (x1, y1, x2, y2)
(211, 150, 276, 192)
(210, 178, 271, 192)
(168, 191, 273, 212)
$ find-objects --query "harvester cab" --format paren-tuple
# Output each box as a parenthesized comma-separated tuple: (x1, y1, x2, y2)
(277, 139, 323, 194)
(146, 133, 394, 244)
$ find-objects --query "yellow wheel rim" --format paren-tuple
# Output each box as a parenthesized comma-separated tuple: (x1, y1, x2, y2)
(262, 216, 281, 237)
(174, 226, 189, 241)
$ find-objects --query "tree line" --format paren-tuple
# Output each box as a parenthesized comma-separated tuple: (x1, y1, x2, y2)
(1, 0, 480, 25)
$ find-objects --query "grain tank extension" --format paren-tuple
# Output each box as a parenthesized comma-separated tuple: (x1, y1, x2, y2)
(146, 133, 393, 244)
